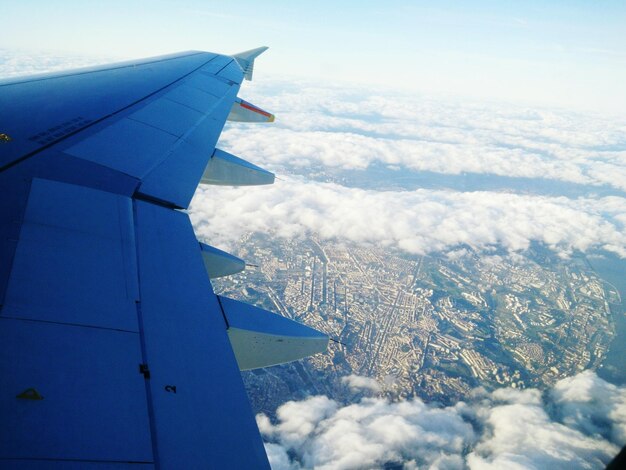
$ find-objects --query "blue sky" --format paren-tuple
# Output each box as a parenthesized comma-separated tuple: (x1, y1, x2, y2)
(2, 1, 626, 113)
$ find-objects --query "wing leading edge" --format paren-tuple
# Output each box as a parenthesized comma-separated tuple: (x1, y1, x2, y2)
(0, 48, 328, 468)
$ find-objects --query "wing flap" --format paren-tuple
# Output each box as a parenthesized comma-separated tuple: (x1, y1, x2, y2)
(0, 318, 153, 462)
(2, 178, 139, 331)
(134, 201, 270, 469)
(2, 50, 246, 209)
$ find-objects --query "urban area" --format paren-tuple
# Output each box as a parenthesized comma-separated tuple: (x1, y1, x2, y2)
(213, 233, 618, 413)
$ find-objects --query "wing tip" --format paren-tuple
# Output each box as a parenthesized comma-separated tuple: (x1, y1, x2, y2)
(232, 46, 269, 81)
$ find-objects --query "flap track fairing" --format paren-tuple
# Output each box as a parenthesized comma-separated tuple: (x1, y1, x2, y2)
(200, 149, 274, 186)
(200, 243, 246, 278)
(219, 296, 329, 370)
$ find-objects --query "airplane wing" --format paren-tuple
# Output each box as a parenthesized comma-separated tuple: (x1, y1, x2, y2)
(0, 49, 328, 468)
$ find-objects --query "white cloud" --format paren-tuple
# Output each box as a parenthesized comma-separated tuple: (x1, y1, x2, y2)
(190, 179, 626, 258)
(468, 402, 616, 470)
(220, 126, 626, 190)
(222, 127, 587, 182)
(229, 79, 626, 191)
(551, 370, 626, 446)
(272, 396, 339, 451)
(260, 393, 475, 469)
(259, 372, 624, 470)
(341, 374, 382, 394)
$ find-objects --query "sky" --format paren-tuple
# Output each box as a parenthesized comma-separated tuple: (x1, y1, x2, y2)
(2, 0, 626, 114)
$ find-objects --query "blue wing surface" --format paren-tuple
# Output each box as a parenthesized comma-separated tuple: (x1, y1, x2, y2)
(0, 51, 270, 468)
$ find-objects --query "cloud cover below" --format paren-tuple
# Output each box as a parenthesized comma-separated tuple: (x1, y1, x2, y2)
(189, 77, 626, 260)
(260, 371, 625, 470)
(190, 179, 626, 258)
(224, 79, 626, 192)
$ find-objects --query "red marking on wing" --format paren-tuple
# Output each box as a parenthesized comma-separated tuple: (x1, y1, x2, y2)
(240, 101, 272, 118)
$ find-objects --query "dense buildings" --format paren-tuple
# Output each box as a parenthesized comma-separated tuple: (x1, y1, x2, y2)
(214, 234, 617, 413)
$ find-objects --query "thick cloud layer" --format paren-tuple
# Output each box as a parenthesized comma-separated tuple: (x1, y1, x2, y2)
(190, 179, 626, 258)
(191, 79, 626, 259)
(260, 371, 625, 470)
(221, 126, 626, 191)
(222, 79, 626, 191)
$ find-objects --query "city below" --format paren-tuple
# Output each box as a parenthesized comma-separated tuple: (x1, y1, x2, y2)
(214, 234, 619, 414)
